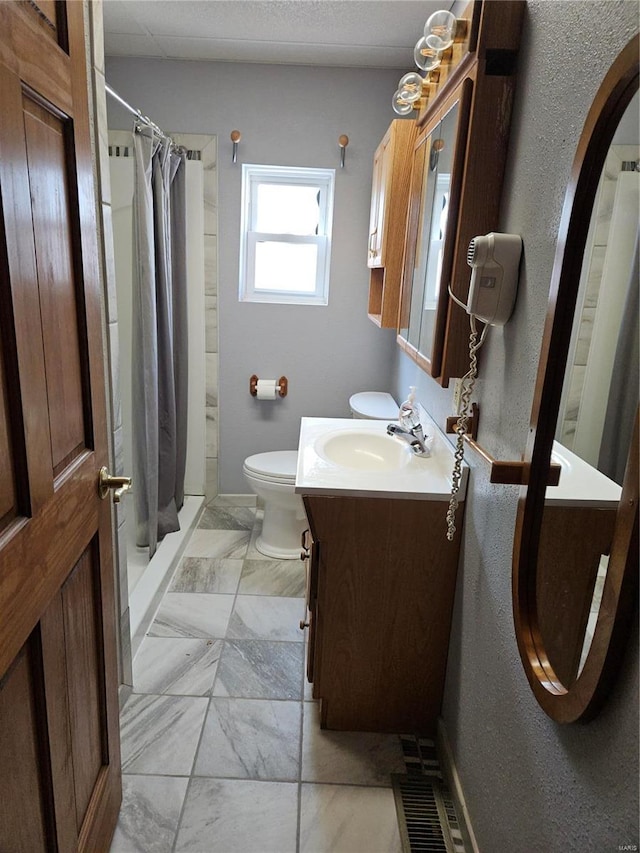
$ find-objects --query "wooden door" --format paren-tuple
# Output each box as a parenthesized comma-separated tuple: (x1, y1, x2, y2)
(0, 2, 121, 850)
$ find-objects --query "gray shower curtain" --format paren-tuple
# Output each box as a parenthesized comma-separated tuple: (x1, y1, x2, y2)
(132, 127, 188, 556)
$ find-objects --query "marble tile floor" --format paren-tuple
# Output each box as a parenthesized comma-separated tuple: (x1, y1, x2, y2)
(111, 498, 406, 853)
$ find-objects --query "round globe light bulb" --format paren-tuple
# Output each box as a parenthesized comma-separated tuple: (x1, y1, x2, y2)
(414, 36, 442, 72)
(424, 10, 457, 51)
(392, 89, 414, 116)
(398, 72, 424, 103)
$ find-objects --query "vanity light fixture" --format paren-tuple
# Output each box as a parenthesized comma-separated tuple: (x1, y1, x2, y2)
(391, 90, 417, 116)
(414, 38, 443, 72)
(424, 10, 458, 50)
(392, 72, 425, 116)
(398, 72, 425, 103)
(392, 9, 468, 116)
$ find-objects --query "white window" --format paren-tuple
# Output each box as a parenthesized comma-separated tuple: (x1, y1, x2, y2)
(239, 164, 335, 305)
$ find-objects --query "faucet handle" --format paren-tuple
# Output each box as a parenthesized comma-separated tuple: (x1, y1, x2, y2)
(399, 387, 421, 430)
(399, 400, 420, 429)
(400, 407, 420, 430)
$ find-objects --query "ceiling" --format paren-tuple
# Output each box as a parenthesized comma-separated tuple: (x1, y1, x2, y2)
(102, 1, 448, 69)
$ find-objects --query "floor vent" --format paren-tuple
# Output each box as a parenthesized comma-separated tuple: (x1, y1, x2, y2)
(394, 735, 467, 852)
(392, 774, 455, 853)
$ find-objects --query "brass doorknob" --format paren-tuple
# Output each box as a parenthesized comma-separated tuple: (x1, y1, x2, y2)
(98, 466, 132, 503)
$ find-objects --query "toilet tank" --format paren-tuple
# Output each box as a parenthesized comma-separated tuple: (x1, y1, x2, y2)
(349, 392, 399, 420)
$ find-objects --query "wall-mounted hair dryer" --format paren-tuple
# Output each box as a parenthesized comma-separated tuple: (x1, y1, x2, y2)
(465, 232, 522, 326)
(446, 232, 523, 542)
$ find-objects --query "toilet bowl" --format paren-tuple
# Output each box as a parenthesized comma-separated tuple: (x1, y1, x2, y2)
(243, 451, 307, 560)
(243, 392, 398, 559)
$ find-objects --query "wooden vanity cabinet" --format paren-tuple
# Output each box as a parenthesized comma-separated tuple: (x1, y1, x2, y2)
(367, 120, 416, 328)
(536, 505, 617, 687)
(301, 493, 464, 734)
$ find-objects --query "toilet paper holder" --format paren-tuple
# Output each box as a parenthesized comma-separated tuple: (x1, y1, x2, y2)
(250, 375, 288, 398)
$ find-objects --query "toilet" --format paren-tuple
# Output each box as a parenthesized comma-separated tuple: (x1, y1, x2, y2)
(243, 451, 306, 560)
(243, 392, 399, 559)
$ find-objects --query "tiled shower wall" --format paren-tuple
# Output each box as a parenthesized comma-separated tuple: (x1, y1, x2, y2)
(87, 0, 219, 689)
(559, 144, 639, 447)
(171, 132, 219, 506)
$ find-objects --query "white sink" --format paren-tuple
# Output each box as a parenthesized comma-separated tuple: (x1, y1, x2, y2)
(315, 429, 412, 471)
(296, 417, 468, 501)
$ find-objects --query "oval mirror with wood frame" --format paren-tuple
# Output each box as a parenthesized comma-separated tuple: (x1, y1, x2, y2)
(512, 35, 639, 724)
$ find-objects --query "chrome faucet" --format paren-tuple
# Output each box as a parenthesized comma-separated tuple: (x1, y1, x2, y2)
(387, 422, 431, 456)
(387, 387, 431, 457)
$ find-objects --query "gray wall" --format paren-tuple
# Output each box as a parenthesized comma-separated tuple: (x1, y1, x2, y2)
(105, 58, 400, 493)
(391, 2, 638, 851)
(106, 4, 639, 848)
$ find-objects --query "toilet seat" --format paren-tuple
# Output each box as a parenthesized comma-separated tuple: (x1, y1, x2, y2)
(243, 450, 298, 484)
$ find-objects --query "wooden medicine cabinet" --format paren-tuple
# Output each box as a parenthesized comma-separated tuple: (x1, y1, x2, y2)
(367, 120, 416, 327)
(398, 79, 471, 377)
(395, 0, 524, 385)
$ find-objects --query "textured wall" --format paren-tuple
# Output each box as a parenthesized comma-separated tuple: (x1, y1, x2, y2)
(105, 58, 401, 493)
(392, 3, 639, 850)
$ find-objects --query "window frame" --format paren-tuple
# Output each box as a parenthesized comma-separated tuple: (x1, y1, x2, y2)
(239, 163, 335, 305)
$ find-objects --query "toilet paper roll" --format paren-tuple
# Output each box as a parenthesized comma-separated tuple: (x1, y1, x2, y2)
(256, 379, 279, 400)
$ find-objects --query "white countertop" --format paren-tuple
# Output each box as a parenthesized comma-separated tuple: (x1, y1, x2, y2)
(546, 441, 622, 508)
(295, 413, 467, 501)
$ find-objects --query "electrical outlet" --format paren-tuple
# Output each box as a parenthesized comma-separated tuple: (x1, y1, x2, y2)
(452, 379, 464, 415)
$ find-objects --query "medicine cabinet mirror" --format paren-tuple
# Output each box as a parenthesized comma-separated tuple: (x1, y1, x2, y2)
(513, 36, 639, 723)
(398, 84, 470, 376)
(397, 0, 524, 385)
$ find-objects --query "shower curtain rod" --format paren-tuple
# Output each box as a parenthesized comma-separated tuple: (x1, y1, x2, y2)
(105, 82, 169, 141)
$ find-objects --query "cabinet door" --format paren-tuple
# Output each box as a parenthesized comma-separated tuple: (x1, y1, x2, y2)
(367, 135, 389, 268)
(398, 79, 472, 377)
(304, 494, 465, 733)
(302, 531, 321, 686)
(366, 120, 416, 327)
